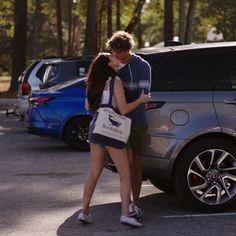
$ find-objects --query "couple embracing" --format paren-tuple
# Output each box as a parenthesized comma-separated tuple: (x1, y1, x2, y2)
(78, 31, 151, 228)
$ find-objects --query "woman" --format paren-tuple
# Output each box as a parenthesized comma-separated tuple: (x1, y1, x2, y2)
(78, 53, 149, 227)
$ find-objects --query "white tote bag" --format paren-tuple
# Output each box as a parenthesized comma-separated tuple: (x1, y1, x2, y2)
(92, 77, 132, 148)
(93, 107, 131, 144)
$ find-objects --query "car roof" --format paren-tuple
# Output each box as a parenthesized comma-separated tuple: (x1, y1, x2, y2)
(43, 57, 92, 66)
(135, 41, 236, 55)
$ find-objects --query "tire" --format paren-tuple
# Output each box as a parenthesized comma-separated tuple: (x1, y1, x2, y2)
(150, 179, 175, 194)
(174, 138, 236, 212)
(64, 116, 92, 151)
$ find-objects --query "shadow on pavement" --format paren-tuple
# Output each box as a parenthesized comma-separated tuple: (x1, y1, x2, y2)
(56, 192, 195, 236)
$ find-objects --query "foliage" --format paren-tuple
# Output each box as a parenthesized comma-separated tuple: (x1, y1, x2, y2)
(0, 0, 14, 73)
(1, 0, 236, 75)
(203, 0, 236, 41)
(140, 0, 164, 46)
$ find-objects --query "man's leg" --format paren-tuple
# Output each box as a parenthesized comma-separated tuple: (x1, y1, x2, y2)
(127, 148, 142, 205)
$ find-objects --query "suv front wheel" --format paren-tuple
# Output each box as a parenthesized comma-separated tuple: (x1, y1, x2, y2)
(174, 138, 236, 212)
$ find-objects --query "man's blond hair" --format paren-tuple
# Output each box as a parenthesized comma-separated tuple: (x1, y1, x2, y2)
(106, 31, 135, 51)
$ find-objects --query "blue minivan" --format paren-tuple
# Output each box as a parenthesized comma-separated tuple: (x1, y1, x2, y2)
(25, 77, 93, 151)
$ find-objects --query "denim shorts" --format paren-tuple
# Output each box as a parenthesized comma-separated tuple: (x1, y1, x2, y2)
(88, 117, 106, 149)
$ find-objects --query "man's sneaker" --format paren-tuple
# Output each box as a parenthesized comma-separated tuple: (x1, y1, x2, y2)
(78, 212, 93, 224)
(129, 203, 143, 220)
(120, 215, 142, 228)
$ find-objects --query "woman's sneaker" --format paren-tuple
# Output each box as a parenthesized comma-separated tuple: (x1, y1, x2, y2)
(120, 215, 142, 228)
(129, 203, 143, 221)
(78, 212, 93, 224)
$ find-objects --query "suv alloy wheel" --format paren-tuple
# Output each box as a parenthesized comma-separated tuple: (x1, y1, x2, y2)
(174, 138, 236, 212)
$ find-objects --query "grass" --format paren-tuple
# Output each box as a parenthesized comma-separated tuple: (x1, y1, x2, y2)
(0, 75, 11, 81)
(0, 76, 12, 97)
(0, 75, 18, 97)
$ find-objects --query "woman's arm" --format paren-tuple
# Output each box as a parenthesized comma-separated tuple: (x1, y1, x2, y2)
(85, 99, 90, 111)
(114, 78, 149, 115)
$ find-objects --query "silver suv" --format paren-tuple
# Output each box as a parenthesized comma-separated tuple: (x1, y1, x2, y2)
(106, 42, 236, 212)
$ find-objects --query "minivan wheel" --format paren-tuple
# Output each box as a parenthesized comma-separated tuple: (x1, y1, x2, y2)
(64, 116, 92, 151)
(174, 139, 236, 212)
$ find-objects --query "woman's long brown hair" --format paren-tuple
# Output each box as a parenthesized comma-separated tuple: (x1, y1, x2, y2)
(86, 53, 117, 111)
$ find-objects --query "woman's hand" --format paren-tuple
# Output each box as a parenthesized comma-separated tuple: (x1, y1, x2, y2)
(139, 90, 151, 104)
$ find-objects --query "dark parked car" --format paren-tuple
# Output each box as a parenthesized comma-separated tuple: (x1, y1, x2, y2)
(25, 77, 93, 151)
(17, 57, 92, 119)
(105, 42, 236, 212)
(40, 57, 92, 89)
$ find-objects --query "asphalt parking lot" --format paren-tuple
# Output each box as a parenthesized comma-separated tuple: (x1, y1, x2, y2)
(1, 99, 236, 236)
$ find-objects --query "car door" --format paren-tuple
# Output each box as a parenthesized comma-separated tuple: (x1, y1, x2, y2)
(213, 50, 236, 135)
(142, 51, 221, 162)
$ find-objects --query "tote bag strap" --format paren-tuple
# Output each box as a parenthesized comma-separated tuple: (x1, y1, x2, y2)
(108, 77, 115, 106)
(99, 77, 115, 108)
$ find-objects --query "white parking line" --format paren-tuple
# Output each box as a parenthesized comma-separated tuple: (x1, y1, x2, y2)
(162, 212, 236, 218)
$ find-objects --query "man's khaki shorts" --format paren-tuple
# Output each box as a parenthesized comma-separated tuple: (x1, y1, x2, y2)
(127, 126, 148, 155)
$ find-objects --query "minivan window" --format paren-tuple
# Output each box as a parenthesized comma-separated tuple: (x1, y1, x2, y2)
(151, 51, 223, 92)
(36, 64, 48, 81)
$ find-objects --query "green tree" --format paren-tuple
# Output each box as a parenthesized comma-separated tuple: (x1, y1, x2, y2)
(83, 0, 98, 56)
(28, 0, 43, 59)
(185, 0, 197, 44)
(107, 0, 112, 38)
(116, 0, 121, 30)
(205, 0, 236, 41)
(125, 0, 146, 34)
(0, 0, 14, 73)
(164, 0, 173, 46)
(55, 0, 63, 56)
(178, 0, 186, 43)
(10, 0, 27, 94)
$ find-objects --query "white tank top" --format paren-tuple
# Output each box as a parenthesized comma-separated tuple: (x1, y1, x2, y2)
(101, 76, 120, 108)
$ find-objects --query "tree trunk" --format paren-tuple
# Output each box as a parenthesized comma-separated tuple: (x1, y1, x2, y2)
(124, 0, 145, 34)
(55, 0, 64, 56)
(29, 0, 43, 59)
(185, 0, 197, 44)
(67, 0, 73, 56)
(116, 0, 121, 30)
(72, 16, 80, 55)
(10, 0, 27, 94)
(164, 0, 173, 46)
(179, 0, 186, 44)
(107, 0, 112, 38)
(98, 0, 105, 51)
(136, 1, 143, 48)
(83, 0, 98, 56)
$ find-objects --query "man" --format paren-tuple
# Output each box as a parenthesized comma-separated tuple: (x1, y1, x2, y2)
(106, 31, 151, 220)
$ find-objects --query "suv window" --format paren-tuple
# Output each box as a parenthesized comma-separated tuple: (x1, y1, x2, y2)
(36, 64, 49, 81)
(216, 51, 236, 90)
(22, 60, 40, 82)
(42, 65, 59, 83)
(151, 51, 228, 92)
(75, 60, 91, 77)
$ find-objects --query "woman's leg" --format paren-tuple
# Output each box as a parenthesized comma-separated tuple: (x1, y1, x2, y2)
(105, 146, 131, 216)
(81, 144, 106, 214)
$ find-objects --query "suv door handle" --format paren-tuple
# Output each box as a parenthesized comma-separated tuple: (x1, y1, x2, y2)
(145, 101, 165, 111)
(224, 99, 236, 105)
